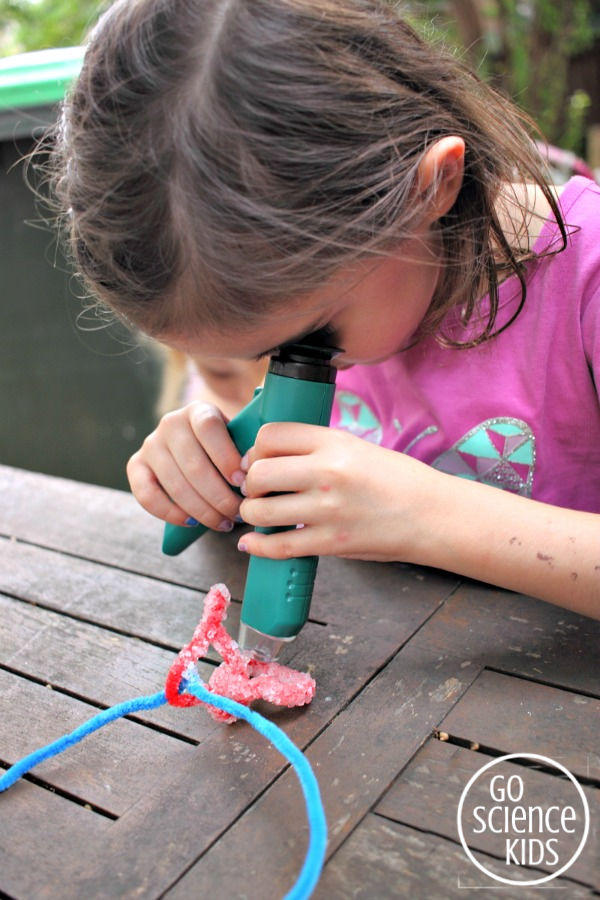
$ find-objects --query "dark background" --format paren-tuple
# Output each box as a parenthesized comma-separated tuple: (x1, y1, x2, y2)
(0, 131, 161, 490)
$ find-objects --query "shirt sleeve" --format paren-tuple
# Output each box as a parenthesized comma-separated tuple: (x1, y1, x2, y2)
(575, 180, 600, 389)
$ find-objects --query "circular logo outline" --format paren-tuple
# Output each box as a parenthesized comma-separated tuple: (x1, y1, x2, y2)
(456, 752, 590, 886)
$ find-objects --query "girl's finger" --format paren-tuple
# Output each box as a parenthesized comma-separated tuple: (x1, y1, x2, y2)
(126, 457, 189, 525)
(239, 490, 319, 529)
(238, 523, 324, 560)
(188, 403, 245, 485)
(237, 522, 361, 560)
(243, 455, 315, 498)
(133, 437, 239, 531)
(246, 422, 325, 465)
(167, 431, 242, 525)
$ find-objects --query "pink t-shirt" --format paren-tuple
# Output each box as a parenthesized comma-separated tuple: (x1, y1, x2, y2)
(331, 177, 600, 513)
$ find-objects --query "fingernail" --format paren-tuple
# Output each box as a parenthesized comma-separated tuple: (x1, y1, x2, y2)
(240, 453, 249, 472)
(218, 519, 234, 532)
(237, 540, 248, 552)
(185, 517, 199, 527)
(231, 469, 245, 487)
(240, 479, 248, 497)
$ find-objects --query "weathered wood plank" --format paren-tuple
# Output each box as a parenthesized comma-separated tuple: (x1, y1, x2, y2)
(1, 579, 420, 748)
(0, 556, 444, 896)
(312, 814, 596, 899)
(0, 464, 460, 624)
(163, 639, 482, 900)
(0, 780, 111, 900)
(438, 669, 600, 781)
(0, 463, 249, 595)
(376, 738, 599, 888)
(0, 536, 456, 668)
(0, 500, 456, 893)
(418, 580, 600, 694)
(0, 593, 217, 741)
(13, 575, 453, 899)
(0, 537, 251, 669)
(0, 669, 196, 816)
(0, 537, 211, 648)
(3, 464, 597, 899)
(306, 555, 459, 625)
(163, 579, 600, 899)
(0, 542, 446, 746)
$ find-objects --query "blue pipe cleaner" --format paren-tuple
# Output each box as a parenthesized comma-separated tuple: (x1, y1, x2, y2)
(0, 670, 327, 900)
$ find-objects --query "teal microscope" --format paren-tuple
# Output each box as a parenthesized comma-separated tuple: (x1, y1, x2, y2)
(162, 339, 338, 661)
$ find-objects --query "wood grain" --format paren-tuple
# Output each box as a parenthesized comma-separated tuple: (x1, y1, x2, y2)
(376, 738, 599, 889)
(2, 464, 598, 899)
(313, 814, 596, 898)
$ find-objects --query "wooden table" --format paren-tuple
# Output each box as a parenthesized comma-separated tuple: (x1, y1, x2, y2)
(1, 463, 598, 898)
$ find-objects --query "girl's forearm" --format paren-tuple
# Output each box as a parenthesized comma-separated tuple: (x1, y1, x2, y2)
(237, 427, 599, 619)
(415, 472, 600, 618)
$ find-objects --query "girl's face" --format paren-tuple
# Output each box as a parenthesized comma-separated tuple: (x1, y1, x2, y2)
(164, 226, 441, 368)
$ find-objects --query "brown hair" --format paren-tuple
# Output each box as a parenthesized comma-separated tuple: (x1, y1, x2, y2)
(48, 0, 565, 345)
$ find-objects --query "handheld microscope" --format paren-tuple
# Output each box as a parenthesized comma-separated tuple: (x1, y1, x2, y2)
(162, 339, 338, 661)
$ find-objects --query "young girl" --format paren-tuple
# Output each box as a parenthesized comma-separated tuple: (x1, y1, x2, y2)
(51, 0, 600, 617)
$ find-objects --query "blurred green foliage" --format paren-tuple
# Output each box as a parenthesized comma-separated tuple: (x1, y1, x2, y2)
(0, 0, 106, 56)
(406, 0, 598, 154)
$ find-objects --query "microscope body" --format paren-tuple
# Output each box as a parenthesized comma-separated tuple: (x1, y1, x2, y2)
(162, 342, 337, 659)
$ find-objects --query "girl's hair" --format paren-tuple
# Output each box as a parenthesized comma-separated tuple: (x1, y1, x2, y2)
(49, 0, 566, 345)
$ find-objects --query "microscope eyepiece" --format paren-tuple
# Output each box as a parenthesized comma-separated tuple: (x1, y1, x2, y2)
(268, 341, 339, 383)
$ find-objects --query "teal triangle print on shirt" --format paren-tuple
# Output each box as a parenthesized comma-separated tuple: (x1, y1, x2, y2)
(335, 391, 383, 443)
(432, 418, 535, 496)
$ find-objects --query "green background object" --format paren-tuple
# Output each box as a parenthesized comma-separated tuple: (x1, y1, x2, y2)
(0, 46, 161, 490)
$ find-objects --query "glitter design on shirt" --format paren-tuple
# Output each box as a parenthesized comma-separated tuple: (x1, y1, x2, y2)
(403, 425, 439, 455)
(431, 418, 536, 496)
(336, 390, 383, 443)
(334, 390, 537, 496)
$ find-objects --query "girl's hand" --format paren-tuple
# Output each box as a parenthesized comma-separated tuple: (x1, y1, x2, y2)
(126, 402, 246, 531)
(237, 423, 437, 562)
(237, 422, 600, 618)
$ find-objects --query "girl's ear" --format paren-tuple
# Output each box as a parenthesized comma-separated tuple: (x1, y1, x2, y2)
(418, 136, 465, 223)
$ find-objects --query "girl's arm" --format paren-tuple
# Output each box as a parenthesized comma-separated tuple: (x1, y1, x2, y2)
(414, 465, 600, 618)
(237, 423, 600, 619)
